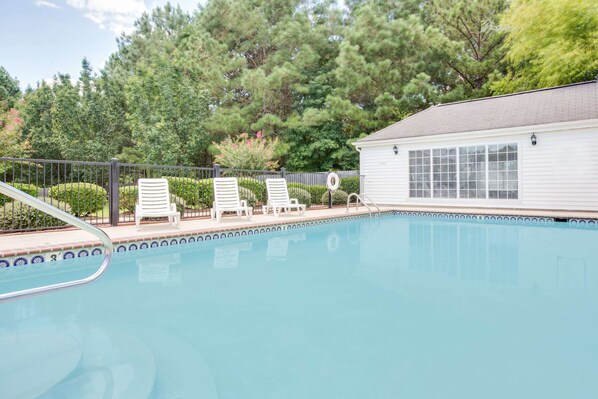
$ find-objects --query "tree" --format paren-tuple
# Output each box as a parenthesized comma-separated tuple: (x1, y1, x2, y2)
(425, 0, 508, 98)
(0, 66, 21, 112)
(326, 1, 440, 138)
(0, 109, 29, 158)
(492, 0, 598, 93)
(125, 59, 211, 166)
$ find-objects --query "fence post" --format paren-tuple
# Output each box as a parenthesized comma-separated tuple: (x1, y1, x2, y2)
(280, 167, 286, 179)
(108, 158, 120, 226)
(213, 163, 221, 178)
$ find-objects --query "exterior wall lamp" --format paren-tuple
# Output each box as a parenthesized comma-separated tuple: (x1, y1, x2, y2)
(531, 133, 537, 146)
(393, 145, 398, 155)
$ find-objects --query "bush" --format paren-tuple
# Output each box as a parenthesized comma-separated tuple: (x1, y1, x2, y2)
(118, 186, 187, 214)
(164, 177, 207, 207)
(0, 183, 39, 206)
(321, 189, 349, 206)
(288, 187, 312, 208)
(238, 178, 267, 203)
(340, 176, 360, 195)
(287, 182, 327, 204)
(48, 183, 106, 217)
(0, 197, 72, 230)
(238, 186, 258, 208)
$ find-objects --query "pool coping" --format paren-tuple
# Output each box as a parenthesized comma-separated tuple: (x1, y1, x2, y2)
(2, 208, 598, 268)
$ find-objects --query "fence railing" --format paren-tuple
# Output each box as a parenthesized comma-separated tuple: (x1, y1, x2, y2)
(1, 157, 361, 232)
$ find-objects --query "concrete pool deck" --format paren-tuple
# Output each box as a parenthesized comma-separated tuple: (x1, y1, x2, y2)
(2, 205, 598, 258)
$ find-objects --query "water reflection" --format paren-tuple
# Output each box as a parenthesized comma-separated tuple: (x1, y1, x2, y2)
(136, 252, 181, 284)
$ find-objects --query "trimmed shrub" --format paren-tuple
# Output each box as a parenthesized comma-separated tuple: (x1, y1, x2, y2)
(0, 197, 72, 230)
(164, 177, 205, 207)
(239, 186, 258, 208)
(288, 187, 312, 208)
(288, 182, 327, 204)
(48, 183, 106, 216)
(321, 189, 349, 206)
(238, 178, 267, 203)
(340, 176, 360, 195)
(0, 183, 39, 206)
(118, 186, 187, 214)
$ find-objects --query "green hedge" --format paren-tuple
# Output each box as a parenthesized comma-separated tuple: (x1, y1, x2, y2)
(0, 183, 39, 206)
(48, 183, 107, 217)
(321, 189, 349, 206)
(340, 176, 360, 195)
(288, 187, 312, 208)
(0, 197, 72, 230)
(238, 186, 258, 208)
(164, 177, 206, 207)
(287, 182, 327, 204)
(118, 186, 187, 214)
(238, 178, 267, 203)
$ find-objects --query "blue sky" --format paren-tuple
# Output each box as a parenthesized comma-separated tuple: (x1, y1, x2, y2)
(1, 0, 201, 89)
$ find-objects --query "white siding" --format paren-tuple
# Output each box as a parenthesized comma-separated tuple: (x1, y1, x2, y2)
(359, 126, 598, 211)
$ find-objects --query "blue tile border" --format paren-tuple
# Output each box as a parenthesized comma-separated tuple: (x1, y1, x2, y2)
(2, 211, 598, 268)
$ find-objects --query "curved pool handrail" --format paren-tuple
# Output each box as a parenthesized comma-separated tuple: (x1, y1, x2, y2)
(0, 181, 113, 302)
(346, 193, 380, 216)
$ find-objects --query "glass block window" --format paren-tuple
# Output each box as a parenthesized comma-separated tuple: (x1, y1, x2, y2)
(459, 145, 486, 199)
(409, 150, 431, 198)
(488, 144, 518, 199)
(432, 148, 457, 198)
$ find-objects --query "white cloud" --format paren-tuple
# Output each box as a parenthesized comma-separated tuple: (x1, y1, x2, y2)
(65, 0, 201, 35)
(66, 0, 147, 35)
(35, 0, 60, 9)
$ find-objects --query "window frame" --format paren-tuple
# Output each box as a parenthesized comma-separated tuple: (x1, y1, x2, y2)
(407, 142, 520, 201)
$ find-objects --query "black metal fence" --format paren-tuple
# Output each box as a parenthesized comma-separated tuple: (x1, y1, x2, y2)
(1, 157, 361, 232)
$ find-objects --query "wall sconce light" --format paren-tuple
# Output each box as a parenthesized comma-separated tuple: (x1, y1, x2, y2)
(531, 133, 537, 146)
(393, 145, 398, 155)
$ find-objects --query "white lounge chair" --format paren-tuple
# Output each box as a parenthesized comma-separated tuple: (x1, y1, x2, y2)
(263, 178, 306, 216)
(135, 178, 180, 229)
(211, 177, 252, 222)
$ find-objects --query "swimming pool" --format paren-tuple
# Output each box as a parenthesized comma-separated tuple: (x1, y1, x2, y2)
(1, 214, 597, 398)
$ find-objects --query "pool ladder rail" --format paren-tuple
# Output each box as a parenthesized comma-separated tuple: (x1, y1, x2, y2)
(0, 181, 114, 302)
(346, 193, 380, 216)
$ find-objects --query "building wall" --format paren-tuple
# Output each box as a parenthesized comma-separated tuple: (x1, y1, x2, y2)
(359, 125, 598, 211)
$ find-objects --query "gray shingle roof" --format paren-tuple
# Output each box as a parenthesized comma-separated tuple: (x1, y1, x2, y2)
(358, 80, 598, 143)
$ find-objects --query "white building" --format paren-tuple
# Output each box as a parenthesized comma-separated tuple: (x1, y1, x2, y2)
(354, 81, 598, 211)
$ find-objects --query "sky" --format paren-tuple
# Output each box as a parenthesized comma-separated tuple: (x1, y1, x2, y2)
(1, 0, 201, 89)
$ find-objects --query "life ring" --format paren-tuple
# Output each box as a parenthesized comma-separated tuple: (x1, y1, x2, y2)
(326, 172, 340, 191)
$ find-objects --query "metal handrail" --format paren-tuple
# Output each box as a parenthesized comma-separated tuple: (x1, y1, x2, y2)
(346, 193, 380, 216)
(0, 181, 113, 302)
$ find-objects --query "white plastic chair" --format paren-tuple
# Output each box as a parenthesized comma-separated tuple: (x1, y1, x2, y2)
(211, 177, 252, 222)
(135, 178, 180, 229)
(263, 178, 306, 217)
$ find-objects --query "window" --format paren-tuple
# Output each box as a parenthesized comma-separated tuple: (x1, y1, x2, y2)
(408, 143, 518, 201)
(409, 150, 431, 198)
(459, 145, 486, 199)
(432, 148, 457, 198)
(488, 144, 518, 199)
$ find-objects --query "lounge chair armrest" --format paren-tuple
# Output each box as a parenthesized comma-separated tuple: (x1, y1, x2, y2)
(290, 198, 298, 205)
(240, 199, 248, 208)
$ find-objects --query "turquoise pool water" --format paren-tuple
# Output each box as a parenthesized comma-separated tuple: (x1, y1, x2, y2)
(1, 215, 598, 398)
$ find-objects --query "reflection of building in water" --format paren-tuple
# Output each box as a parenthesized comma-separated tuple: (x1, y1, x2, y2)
(267, 234, 306, 261)
(137, 253, 182, 284)
(557, 257, 586, 292)
(358, 218, 598, 294)
(408, 222, 519, 286)
(214, 242, 253, 268)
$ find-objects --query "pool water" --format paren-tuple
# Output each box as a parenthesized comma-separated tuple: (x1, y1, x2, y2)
(1, 215, 598, 398)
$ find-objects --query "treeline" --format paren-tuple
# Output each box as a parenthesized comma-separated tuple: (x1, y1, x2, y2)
(1, 0, 596, 171)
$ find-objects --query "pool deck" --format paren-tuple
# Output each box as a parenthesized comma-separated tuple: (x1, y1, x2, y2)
(2, 205, 598, 258)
